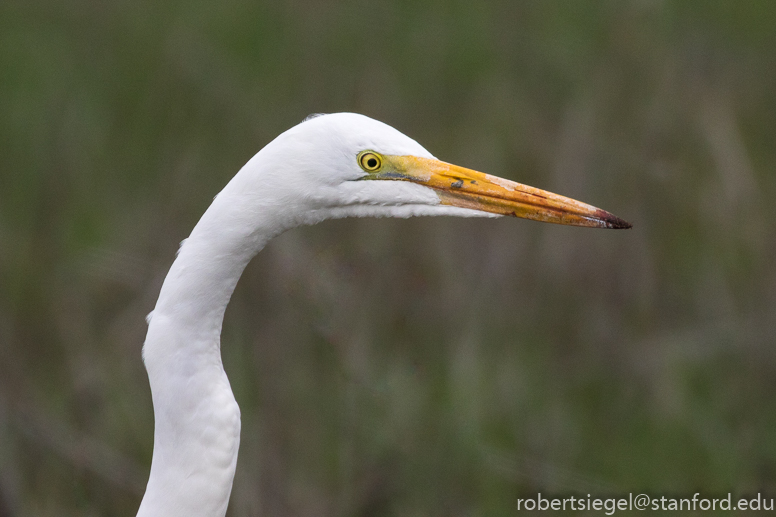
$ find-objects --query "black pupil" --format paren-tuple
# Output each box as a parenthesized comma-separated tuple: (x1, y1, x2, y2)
(367, 158, 378, 168)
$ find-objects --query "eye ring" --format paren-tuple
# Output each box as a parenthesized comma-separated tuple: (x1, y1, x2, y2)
(358, 151, 382, 172)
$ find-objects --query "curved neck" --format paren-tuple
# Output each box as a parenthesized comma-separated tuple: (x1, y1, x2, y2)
(137, 170, 289, 517)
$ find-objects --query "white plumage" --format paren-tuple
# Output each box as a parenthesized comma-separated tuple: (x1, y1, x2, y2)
(137, 113, 629, 516)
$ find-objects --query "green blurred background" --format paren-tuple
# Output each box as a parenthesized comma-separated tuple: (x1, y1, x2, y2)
(2, 1, 776, 515)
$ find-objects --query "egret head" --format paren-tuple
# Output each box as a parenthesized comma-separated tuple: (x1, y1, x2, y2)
(242, 112, 631, 229)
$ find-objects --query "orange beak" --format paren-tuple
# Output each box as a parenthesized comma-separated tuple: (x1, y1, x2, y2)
(377, 155, 631, 229)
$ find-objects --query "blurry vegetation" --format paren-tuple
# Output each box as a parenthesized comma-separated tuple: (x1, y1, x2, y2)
(1, 0, 776, 515)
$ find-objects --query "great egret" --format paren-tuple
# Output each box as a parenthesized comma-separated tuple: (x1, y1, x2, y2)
(136, 113, 630, 516)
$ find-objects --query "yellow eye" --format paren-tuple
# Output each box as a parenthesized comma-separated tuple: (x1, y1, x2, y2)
(358, 152, 382, 172)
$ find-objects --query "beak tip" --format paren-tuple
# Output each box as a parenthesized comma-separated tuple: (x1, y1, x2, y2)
(599, 210, 632, 229)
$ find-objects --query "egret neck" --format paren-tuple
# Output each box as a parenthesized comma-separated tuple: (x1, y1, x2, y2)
(138, 149, 302, 516)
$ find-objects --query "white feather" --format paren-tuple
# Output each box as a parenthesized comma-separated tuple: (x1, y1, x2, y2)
(137, 113, 498, 517)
